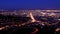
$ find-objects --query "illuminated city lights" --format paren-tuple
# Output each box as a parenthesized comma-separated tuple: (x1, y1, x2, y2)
(0, 10, 60, 34)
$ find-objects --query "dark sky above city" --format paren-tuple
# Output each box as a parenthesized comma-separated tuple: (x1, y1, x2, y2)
(0, 0, 60, 10)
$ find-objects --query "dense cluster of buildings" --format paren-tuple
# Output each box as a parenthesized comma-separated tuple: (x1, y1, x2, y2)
(0, 10, 60, 34)
(0, 10, 60, 17)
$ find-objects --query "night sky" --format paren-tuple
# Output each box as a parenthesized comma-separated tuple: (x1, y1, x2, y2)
(0, 0, 60, 10)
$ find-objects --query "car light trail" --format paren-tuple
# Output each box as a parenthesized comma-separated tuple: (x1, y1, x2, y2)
(30, 28, 38, 34)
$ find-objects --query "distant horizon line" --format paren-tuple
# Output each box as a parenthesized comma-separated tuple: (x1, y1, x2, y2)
(0, 8, 60, 10)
